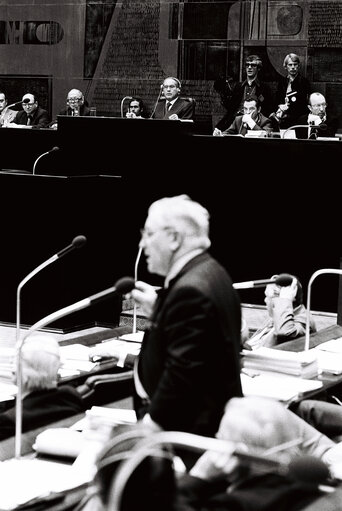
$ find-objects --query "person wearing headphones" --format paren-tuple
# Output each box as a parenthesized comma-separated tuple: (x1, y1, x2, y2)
(59, 88, 91, 117)
(243, 274, 317, 350)
(151, 77, 195, 120)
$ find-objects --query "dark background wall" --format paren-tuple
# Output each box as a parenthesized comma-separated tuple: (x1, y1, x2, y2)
(1, 1, 342, 131)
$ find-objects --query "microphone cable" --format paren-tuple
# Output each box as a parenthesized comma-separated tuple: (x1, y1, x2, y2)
(149, 85, 163, 118)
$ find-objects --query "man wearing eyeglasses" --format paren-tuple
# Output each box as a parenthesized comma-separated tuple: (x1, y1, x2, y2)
(6, 93, 50, 129)
(213, 54, 272, 134)
(59, 88, 91, 117)
(151, 77, 195, 120)
(295, 92, 339, 139)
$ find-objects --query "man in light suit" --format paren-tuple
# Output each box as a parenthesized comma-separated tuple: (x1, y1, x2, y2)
(151, 77, 195, 120)
(130, 194, 242, 439)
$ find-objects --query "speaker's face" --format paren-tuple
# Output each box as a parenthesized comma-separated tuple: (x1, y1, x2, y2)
(162, 79, 180, 101)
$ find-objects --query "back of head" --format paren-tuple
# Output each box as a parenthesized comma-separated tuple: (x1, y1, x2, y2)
(95, 423, 176, 511)
(20, 334, 60, 391)
(148, 194, 211, 251)
(218, 396, 298, 455)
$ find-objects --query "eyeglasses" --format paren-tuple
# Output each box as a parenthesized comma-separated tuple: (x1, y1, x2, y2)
(140, 226, 171, 239)
(311, 103, 327, 109)
(68, 97, 83, 103)
(246, 63, 258, 68)
(22, 102, 35, 106)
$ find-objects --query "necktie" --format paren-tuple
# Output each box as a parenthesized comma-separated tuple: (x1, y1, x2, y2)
(166, 101, 172, 111)
(27, 115, 32, 126)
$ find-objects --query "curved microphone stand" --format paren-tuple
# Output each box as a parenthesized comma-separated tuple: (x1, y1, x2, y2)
(304, 268, 342, 351)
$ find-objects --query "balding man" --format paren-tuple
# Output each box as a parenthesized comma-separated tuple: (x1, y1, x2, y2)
(295, 92, 339, 139)
(59, 88, 91, 117)
(6, 92, 50, 128)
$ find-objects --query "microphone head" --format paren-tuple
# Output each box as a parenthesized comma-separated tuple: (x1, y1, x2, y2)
(274, 273, 294, 287)
(288, 455, 331, 485)
(72, 235, 87, 249)
(50, 146, 60, 152)
(114, 276, 135, 295)
(22, 98, 30, 104)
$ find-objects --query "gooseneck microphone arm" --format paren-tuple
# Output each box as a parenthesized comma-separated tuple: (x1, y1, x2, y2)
(121, 96, 133, 118)
(233, 273, 293, 290)
(149, 85, 163, 118)
(32, 146, 59, 175)
(282, 123, 327, 139)
(304, 268, 342, 351)
(14, 275, 134, 459)
(15, 234, 87, 458)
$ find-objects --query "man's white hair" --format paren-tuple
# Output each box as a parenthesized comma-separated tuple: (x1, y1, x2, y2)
(148, 194, 211, 250)
(19, 334, 61, 391)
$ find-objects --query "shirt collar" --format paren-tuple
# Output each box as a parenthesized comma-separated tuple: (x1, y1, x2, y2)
(164, 248, 204, 288)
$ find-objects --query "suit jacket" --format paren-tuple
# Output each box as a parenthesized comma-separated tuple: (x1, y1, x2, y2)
(0, 385, 85, 440)
(152, 97, 195, 120)
(135, 252, 242, 437)
(14, 106, 50, 128)
(274, 74, 311, 128)
(223, 112, 272, 136)
(295, 113, 339, 139)
(59, 105, 92, 116)
(215, 78, 273, 131)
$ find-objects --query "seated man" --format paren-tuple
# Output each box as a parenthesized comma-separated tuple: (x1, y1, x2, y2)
(0, 333, 85, 440)
(98, 396, 342, 511)
(59, 88, 91, 117)
(6, 93, 50, 129)
(151, 77, 195, 120)
(0, 91, 18, 126)
(243, 274, 317, 350)
(291, 399, 342, 440)
(213, 95, 273, 137)
(295, 92, 339, 139)
(126, 96, 148, 118)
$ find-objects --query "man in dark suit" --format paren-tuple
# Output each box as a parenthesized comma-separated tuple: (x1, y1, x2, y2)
(213, 95, 273, 136)
(295, 92, 339, 139)
(7, 93, 50, 128)
(151, 77, 195, 120)
(130, 194, 242, 439)
(214, 54, 273, 133)
(0, 334, 85, 440)
(59, 88, 91, 117)
(270, 53, 311, 130)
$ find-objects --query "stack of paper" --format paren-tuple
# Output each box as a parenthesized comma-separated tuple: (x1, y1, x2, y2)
(241, 372, 323, 402)
(312, 337, 342, 375)
(241, 347, 319, 378)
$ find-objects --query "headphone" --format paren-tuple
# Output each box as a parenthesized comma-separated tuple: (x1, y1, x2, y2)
(161, 77, 181, 91)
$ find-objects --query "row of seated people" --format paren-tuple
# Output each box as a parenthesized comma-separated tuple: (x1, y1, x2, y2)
(213, 91, 337, 139)
(0, 77, 195, 130)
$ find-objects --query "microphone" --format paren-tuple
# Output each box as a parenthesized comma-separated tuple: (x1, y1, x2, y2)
(282, 124, 327, 139)
(15, 234, 87, 457)
(149, 85, 164, 118)
(132, 246, 142, 334)
(107, 431, 334, 511)
(14, 275, 135, 458)
(233, 273, 293, 290)
(121, 96, 133, 118)
(5, 98, 30, 109)
(304, 268, 342, 351)
(32, 146, 59, 175)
